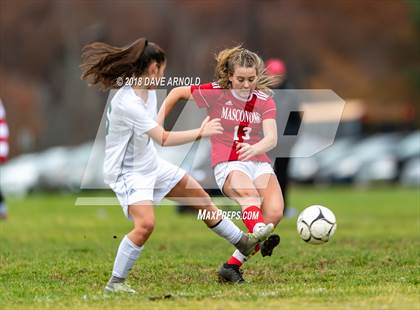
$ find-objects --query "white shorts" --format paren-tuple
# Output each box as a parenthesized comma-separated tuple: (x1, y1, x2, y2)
(109, 158, 186, 219)
(214, 161, 275, 193)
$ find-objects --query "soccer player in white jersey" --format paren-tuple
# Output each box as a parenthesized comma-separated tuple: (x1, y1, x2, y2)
(158, 46, 284, 283)
(80, 38, 274, 293)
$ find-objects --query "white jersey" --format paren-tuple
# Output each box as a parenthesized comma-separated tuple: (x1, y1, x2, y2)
(103, 86, 159, 184)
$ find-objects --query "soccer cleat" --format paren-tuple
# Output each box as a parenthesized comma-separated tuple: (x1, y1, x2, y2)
(234, 223, 274, 257)
(260, 234, 280, 257)
(104, 282, 136, 294)
(218, 263, 245, 284)
(252, 223, 274, 241)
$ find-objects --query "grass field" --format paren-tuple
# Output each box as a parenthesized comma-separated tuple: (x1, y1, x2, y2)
(0, 187, 419, 309)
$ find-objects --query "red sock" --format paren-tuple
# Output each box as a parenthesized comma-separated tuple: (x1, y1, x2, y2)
(242, 206, 264, 233)
(243, 206, 264, 254)
(227, 256, 242, 266)
(226, 206, 264, 266)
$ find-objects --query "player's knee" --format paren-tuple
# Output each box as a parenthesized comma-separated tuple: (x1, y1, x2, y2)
(135, 219, 155, 235)
(233, 189, 261, 206)
(142, 220, 155, 234)
(234, 188, 258, 198)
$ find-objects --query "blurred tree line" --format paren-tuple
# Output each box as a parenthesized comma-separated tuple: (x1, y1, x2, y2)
(0, 0, 418, 157)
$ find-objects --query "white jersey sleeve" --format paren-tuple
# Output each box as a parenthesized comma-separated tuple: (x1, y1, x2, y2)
(123, 99, 158, 134)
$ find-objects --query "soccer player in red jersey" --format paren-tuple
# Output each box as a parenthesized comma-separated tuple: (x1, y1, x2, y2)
(158, 46, 284, 283)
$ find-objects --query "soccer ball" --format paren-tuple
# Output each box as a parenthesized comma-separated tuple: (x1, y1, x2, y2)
(297, 205, 337, 244)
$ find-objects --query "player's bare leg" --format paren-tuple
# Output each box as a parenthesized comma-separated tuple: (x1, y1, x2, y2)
(165, 174, 271, 256)
(105, 202, 155, 294)
(223, 171, 274, 237)
(255, 173, 284, 257)
(218, 171, 274, 283)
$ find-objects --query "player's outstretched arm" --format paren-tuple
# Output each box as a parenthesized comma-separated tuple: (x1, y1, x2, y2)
(236, 119, 278, 161)
(147, 116, 223, 147)
(157, 86, 192, 126)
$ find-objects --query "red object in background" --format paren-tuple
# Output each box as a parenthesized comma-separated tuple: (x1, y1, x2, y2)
(403, 104, 416, 122)
(265, 58, 287, 76)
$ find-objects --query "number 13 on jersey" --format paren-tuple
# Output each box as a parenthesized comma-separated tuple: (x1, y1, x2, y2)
(233, 125, 251, 141)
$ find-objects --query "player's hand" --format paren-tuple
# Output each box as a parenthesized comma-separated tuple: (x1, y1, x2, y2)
(200, 116, 224, 137)
(236, 142, 258, 161)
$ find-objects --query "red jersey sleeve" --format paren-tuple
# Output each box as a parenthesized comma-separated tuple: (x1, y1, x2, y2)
(190, 82, 219, 109)
(262, 97, 277, 120)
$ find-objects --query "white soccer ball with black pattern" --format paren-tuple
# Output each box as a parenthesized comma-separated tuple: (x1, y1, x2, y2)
(297, 205, 337, 244)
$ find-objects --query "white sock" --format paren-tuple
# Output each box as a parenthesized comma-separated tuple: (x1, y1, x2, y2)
(232, 249, 247, 264)
(211, 218, 243, 245)
(111, 235, 143, 279)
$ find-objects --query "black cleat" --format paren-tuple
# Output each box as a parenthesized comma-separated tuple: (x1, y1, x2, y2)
(218, 263, 245, 284)
(260, 234, 280, 257)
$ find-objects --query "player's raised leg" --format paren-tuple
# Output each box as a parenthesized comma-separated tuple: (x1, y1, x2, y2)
(165, 174, 271, 256)
(255, 173, 284, 256)
(105, 201, 155, 293)
(218, 170, 273, 283)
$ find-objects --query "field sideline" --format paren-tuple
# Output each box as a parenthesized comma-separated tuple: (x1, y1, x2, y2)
(0, 187, 419, 309)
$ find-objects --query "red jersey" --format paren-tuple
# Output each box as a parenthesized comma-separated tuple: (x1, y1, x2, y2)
(191, 82, 276, 167)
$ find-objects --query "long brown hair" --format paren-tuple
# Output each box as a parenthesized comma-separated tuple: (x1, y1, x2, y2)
(214, 45, 276, 94)
(80, 38, 165, 90)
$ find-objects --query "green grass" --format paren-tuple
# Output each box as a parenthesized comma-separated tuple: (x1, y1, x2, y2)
(0, 187, 419, 309)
